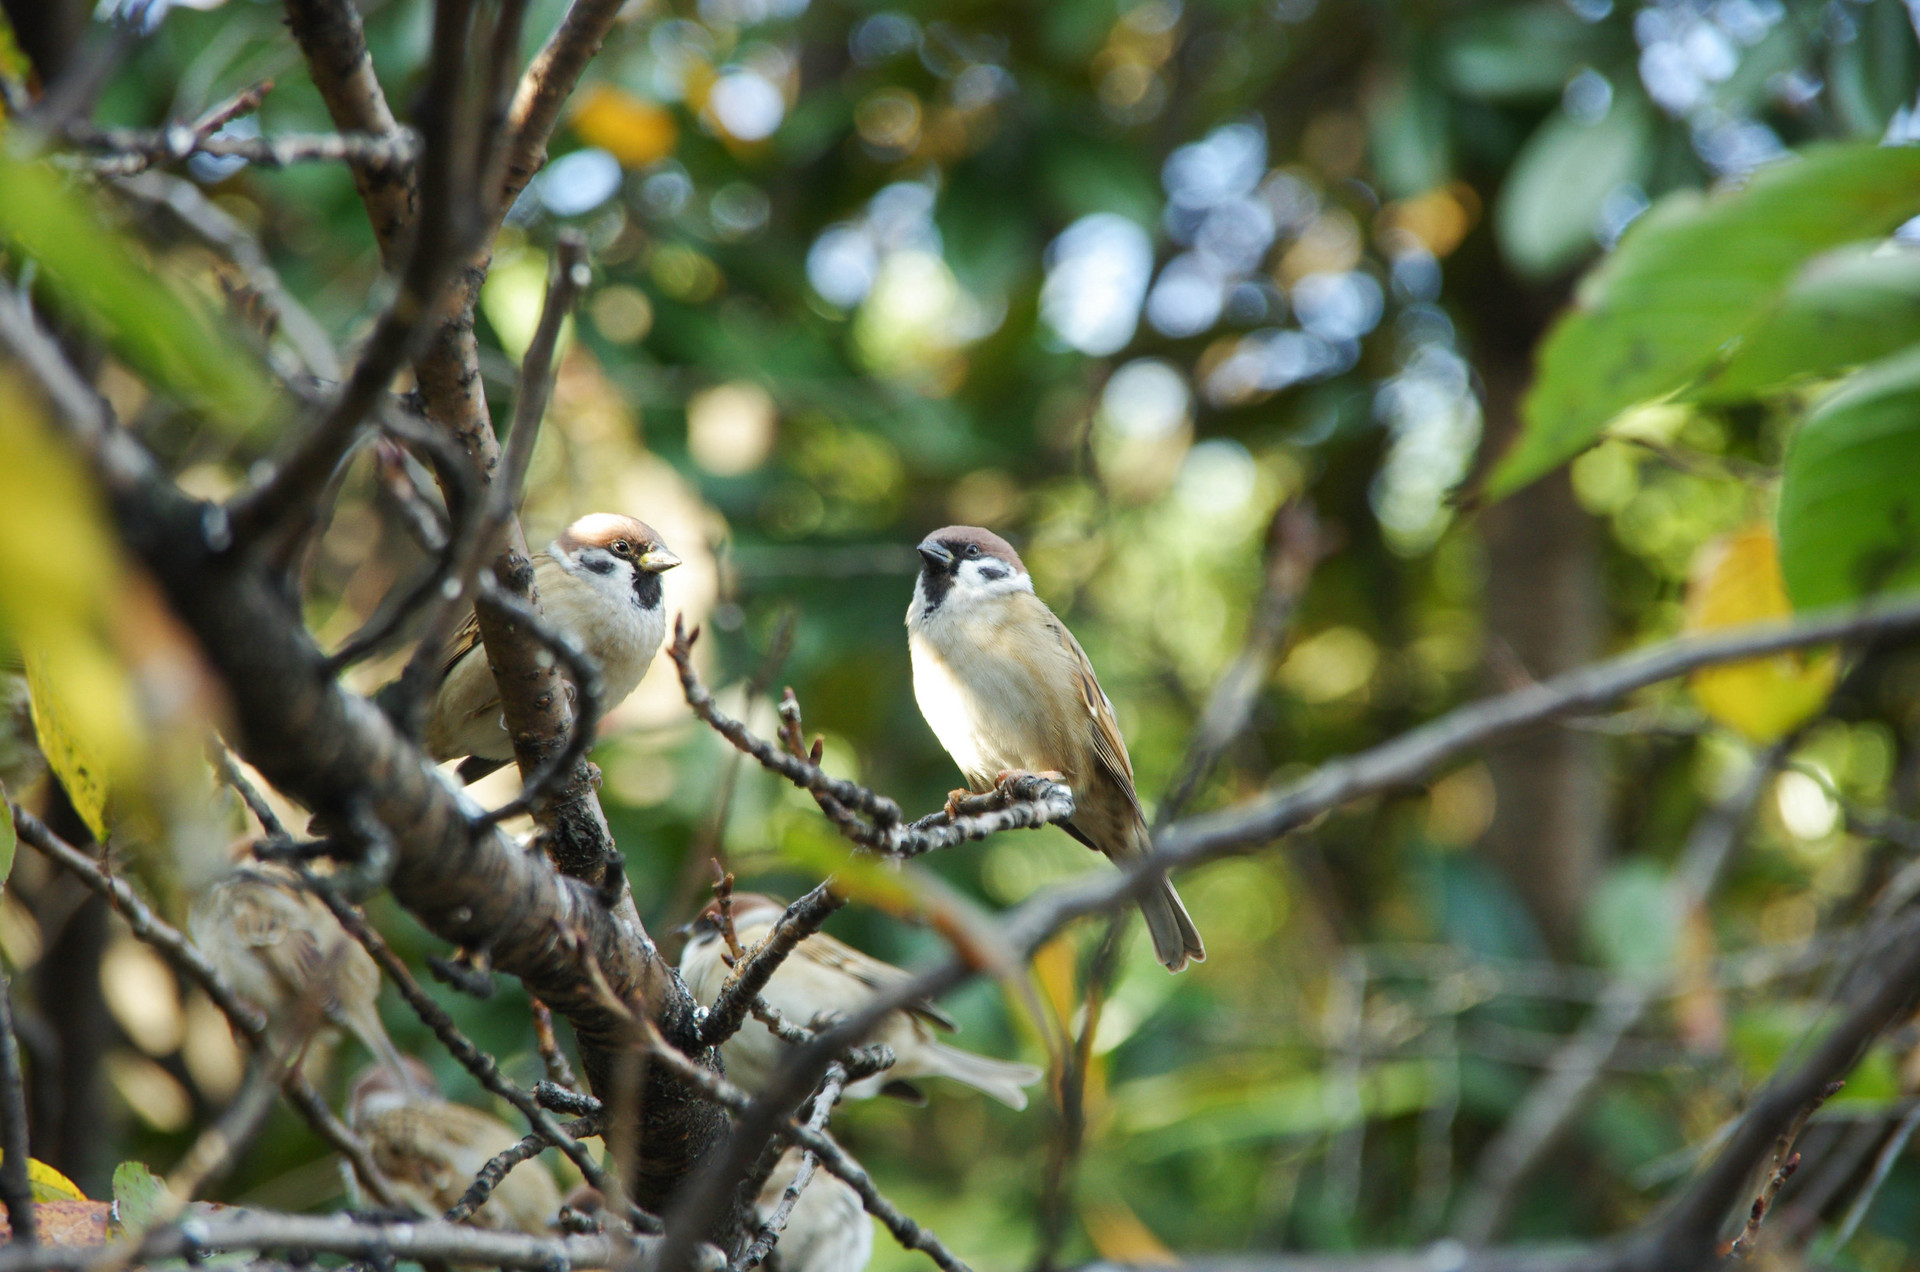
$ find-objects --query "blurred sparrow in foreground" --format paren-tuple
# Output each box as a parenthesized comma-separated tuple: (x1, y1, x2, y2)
(680, 894, 1042, 1108)
(190, 864, 411, 1079)
(349, 1058, 562, 1233)
(906, 526, 1205, 972)
(402, 513, 679, 782)
(753, 1146, 872, 1272)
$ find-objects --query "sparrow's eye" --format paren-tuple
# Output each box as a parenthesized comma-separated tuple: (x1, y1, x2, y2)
(963, 543, 981, 558)
(611, 540, 631, 556)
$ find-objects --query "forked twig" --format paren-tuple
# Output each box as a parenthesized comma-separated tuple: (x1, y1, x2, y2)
(1723, 1080, 1842, 1259)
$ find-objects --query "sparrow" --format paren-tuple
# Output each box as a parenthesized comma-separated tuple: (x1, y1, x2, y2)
(189, 864, 413, 1080)
(348, 1058, 562, 1233)
(754, 1145, 872, 1272)
(906, 526, 1205, 972)
(679, 894, 1043, 1109)
(418, 513, 680, 782)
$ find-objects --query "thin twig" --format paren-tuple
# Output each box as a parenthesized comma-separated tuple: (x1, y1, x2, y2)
(8, 805, 406, 1209)
(284, 861, 656, 1232)
(675, 622, 1075, 856)
(469, 574, 607, 830)
(700, 882, 845, 1049)
(735, 1063, 849, 1270)
(584, 967, 970, 1272)
(530, 999, 579, 1092)
(0, 974, 35, 1246)
(62, 128, 414, 176)
(1157, 498, 1328, 826)
(1821, 1099, 1920, 1253)
(672, 619, 903, 828)
(1722, 1080, 1840, 1258)
(445, 1114, 599, 1224)
(1452, 741, 1789, 1244)
(162, 1052, 292, 1210)
(226, 0, 482, 554)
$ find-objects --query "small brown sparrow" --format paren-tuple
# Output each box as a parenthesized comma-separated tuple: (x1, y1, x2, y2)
(754, 1146, 872, 1272)
(348, 1058, 562, 1233)
(422, 514, 680, 781)
(189, 864, 412, 1079)
(679, 894, 1043, 1109)
(906, 526, 1205, 972)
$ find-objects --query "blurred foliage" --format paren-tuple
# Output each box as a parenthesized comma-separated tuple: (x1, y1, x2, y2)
(7, 0, 1920, 1266)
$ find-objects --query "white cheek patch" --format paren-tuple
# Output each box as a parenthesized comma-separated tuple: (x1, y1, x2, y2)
(955, 559, 1033, 598)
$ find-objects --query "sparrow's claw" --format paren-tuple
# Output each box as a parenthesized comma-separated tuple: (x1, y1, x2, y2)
(993, 769, 1066, 798)
(944, 789, 973, 820)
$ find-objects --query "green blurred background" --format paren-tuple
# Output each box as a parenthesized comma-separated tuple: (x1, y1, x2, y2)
(6, 0, 1920, 1264)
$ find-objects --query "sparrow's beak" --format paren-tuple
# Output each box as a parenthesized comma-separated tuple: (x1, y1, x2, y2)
(671, 919, 696, 938)
(639, 547, 682, 574)
(917, 540, 955, 571)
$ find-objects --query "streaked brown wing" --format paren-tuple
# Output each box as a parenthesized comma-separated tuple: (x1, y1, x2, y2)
(439, 608, 483, 682)
(231, 885, 329, 990)
(806, 931, 959, 1032)
(1049, 618, 1144, 819)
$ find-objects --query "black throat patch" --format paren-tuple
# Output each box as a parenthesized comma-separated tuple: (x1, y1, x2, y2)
(917, 565, 955, 615)
(631, 568, 663, 611)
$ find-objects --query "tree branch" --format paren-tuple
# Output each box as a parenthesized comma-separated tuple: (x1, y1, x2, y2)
(0, 974, 34, 1246)
(61, 127, 414, 175)
(279, 0, 415, 262)
(0, 1210, 705, 1272)
(8, 805, 404, 1209)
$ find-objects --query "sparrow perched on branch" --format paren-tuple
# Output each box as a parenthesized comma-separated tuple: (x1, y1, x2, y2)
(421, 513, 680, 781)
(679, 894, 1043, 1109)
(755, 1146, 873, 1272)
(906, 526, 1205, 972)
(189, 864, 412, 1078)
(348, 1058, 562, 1233)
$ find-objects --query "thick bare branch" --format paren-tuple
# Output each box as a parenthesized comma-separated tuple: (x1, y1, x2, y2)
(498, 0, 628, 210)
(279, 0, 415, 261)
(467, 235, 611, 852)
(0, 1210, 701, 1272)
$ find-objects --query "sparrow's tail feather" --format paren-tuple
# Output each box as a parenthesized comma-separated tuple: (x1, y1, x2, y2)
(345, 1006, 421, 1095)
(1138, 874, 1206, 973)
(924, 1043, 1044, 1110)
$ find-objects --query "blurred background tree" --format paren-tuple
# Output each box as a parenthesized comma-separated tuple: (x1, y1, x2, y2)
(5, 0, 1920, 1266)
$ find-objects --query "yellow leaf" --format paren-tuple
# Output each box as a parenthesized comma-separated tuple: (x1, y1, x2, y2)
(0, 372, 138, 836)
(22, 649, 119, 839)
(1081, 1197, 1175, 1266)
(0, 1154, 90, 1203)
(25, 1158, 87, 1204)
(571, 86, 678, 168)
(1686, 525, 1836, 742)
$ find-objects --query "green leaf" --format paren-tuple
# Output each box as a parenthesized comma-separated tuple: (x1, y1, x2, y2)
(1489, 143, 1920, 499)
(1586, 860, 1679, 975)
(1496, 92, 1653, 280)
(1685, 244, 1920, 403)
(0, 155, 276, 433)
(110, 1161, 167, 1236)
(1440, 3, 1614, 100)
(1777, 348, 1920, 610)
